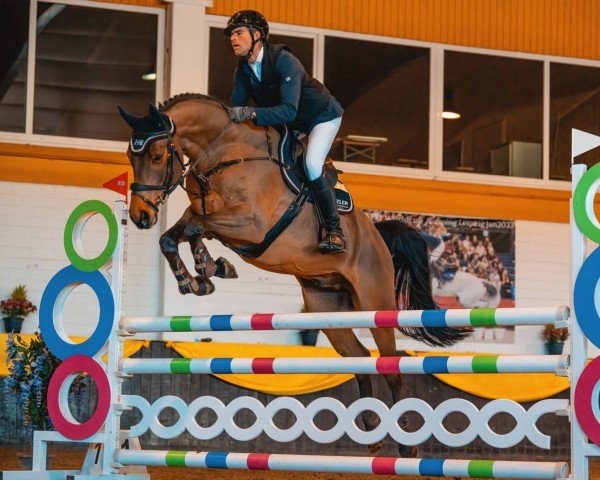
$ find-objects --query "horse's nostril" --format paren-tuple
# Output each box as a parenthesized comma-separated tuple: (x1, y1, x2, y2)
(140, 211, 150, 228)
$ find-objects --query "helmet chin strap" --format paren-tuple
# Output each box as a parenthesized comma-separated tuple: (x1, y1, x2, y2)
(246, 26, 263, 59)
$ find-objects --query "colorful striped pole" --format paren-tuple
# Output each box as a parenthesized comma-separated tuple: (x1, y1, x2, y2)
(121, 306, 569, 333)
(120, 354, 569, 375)
(116, 450, 569, 479)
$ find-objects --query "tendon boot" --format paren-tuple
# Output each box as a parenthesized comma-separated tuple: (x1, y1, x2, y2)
(309, 175, 347, 254)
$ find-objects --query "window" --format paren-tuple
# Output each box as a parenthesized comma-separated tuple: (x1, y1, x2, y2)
(325, 37, 430, 168)
(550, 63, 600, 180)
(208, 27, 314, 102)
(0, 1, 162, 142)
(0, 0, 30, 133)
(443, 51, 543, 178)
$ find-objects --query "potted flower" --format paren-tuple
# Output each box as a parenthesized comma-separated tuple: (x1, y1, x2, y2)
(543, 324, 569, 354)
(4, 332, 86, 469)
(1, 285, 38, 334)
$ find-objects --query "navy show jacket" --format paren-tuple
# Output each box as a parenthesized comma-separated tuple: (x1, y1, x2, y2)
(230, 43, 343, 134)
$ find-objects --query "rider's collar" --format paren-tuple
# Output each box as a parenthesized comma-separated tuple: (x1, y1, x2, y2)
(130, 115, 176, 155)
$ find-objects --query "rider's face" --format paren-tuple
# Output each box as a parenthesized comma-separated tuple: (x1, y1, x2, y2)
(229, 27, 260, 57)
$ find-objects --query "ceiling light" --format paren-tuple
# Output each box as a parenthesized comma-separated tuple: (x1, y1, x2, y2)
(443, 88, 461, 120)
(142, 69, 157, 81)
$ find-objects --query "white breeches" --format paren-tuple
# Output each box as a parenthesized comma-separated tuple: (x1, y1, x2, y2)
(305, 116, 342, 181)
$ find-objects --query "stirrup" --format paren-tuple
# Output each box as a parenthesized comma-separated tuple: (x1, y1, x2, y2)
(318, 232, 346, 254)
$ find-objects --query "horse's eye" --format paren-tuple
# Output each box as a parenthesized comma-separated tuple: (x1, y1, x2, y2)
(151, 153, 163, 162)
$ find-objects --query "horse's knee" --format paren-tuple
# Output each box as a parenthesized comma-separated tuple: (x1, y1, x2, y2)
(183, 219, 204, 238)
(159, 233, 178, 254)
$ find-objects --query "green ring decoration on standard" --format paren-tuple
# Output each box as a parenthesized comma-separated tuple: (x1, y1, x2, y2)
(64, 200, 118, 272)
(573, 162, 600, 244)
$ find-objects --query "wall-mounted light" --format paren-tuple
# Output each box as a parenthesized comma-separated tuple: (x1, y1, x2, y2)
(442, 88, 461, 120)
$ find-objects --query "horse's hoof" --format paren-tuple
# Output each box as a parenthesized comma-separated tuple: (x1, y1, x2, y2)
(215, 257, 238, 278)
(398, 444, 418, 458)
(178, 278, 197, 295)
(193, 277, 215, 296)
(367, 441, 382, 454)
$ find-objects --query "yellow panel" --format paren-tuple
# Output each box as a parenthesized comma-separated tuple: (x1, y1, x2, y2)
(208, 0, 600, 60)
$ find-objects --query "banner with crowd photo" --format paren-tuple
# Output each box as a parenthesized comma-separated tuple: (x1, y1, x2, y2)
(364, 210, 516, 343)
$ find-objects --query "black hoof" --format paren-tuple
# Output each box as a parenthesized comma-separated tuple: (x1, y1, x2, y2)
(178, 277, 197, 295)
(215, 257, 238, 278)
(193, 277, 215, 296)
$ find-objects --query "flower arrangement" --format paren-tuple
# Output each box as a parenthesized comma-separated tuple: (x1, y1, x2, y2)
(4, 332, 86, 433)
(543, 324, 569, 343)
(1, 285, 37, 318)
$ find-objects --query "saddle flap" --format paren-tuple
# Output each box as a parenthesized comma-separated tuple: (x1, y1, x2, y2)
(275, 125, 354, 214)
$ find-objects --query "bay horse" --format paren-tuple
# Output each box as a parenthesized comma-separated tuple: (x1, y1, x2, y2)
(118, 95, 469, 456)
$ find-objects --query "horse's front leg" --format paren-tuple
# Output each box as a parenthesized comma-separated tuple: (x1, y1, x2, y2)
(184, 219, 238, 280)
(159, 216, 215, 296)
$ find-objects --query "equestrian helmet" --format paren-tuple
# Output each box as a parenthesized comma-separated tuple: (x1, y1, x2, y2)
(223, 10, 269, 38)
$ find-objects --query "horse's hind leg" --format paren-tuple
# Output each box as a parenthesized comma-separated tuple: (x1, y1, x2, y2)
(160, 212, 215, 296)
(370, 328, 418, 458)
(298, 280, 382, 453)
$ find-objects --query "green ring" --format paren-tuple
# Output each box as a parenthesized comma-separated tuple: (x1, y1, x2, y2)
(64, 200, 118, 272)
(574, 163, 600, 244)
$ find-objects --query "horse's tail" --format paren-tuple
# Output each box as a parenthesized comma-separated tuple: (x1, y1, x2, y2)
(374, 220, 471, 347)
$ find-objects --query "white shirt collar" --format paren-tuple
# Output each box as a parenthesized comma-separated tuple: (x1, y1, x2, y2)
(250, 45, 264, 66)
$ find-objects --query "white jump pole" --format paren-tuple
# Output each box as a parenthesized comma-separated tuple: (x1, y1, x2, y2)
(120, 354, 569, 375)
(120, 306, 569, 333)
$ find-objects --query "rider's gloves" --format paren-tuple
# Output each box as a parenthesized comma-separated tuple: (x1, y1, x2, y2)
(227, 106, 256, 123)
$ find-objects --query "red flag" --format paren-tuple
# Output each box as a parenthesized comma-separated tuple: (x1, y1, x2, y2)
(103, 172, 128, 200)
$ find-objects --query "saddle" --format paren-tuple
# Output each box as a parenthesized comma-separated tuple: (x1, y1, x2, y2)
(274, 125, 353, 214)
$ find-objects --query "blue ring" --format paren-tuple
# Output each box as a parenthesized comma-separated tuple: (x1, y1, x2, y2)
(574, 246, 600, 349)
(40, 265, 114, 360)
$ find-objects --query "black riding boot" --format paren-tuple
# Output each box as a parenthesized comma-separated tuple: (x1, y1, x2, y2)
(309, 176, 347, 254)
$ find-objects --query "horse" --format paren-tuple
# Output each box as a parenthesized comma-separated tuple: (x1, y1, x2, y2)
(432, 271, 501, 308)
(118, 95, 470, 456)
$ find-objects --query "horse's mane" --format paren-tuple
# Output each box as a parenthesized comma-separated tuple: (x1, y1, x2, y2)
(159, 93, 228, 112)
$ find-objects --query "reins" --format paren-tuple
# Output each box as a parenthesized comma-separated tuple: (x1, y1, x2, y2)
(130, 105, 287, 214)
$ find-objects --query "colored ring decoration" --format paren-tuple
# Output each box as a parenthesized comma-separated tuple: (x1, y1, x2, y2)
(573, 162, 600, 244)
(40, 265, 114, 360)
(47, 355, 111, 440)
(573, 246, 600, 349)
(574, 356, 600, 446)
(64, 200, 118, 272)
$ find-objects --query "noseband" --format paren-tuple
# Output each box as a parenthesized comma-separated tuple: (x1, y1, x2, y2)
(130, 110, 288, 215)
(130, 134, 186, 213)
(129, 118, 234, 213)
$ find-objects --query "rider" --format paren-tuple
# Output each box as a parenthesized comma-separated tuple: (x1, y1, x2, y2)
(223, 10, 346, 254)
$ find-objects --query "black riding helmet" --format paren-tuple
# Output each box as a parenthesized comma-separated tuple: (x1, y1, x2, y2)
(223, 10, 269, 38)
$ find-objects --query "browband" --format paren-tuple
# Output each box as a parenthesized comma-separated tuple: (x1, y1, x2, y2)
(129, 115, 176, 154)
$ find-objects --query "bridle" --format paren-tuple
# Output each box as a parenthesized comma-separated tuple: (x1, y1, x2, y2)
(129, 105, 287, 215)
(129, 119, 232, 213)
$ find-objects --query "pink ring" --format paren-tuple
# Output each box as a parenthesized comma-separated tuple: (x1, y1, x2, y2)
(574, 356, 600, 445)
(48, 355, 111, 440)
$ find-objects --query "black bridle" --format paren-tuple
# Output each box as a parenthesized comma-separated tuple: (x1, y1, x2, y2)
(130, 113, 287, 214)
(129, 133, 188, 213)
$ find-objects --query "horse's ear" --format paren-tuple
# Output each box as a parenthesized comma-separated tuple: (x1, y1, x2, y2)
(148, 103, 162, 122)
(117, 105, 142, 131)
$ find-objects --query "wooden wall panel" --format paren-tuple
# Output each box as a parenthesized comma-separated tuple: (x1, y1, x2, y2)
(209, 0, 600, 60)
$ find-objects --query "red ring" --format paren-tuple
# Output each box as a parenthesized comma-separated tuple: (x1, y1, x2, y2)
(48, 355, 111, 440)
(574, 356, 600, 445)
